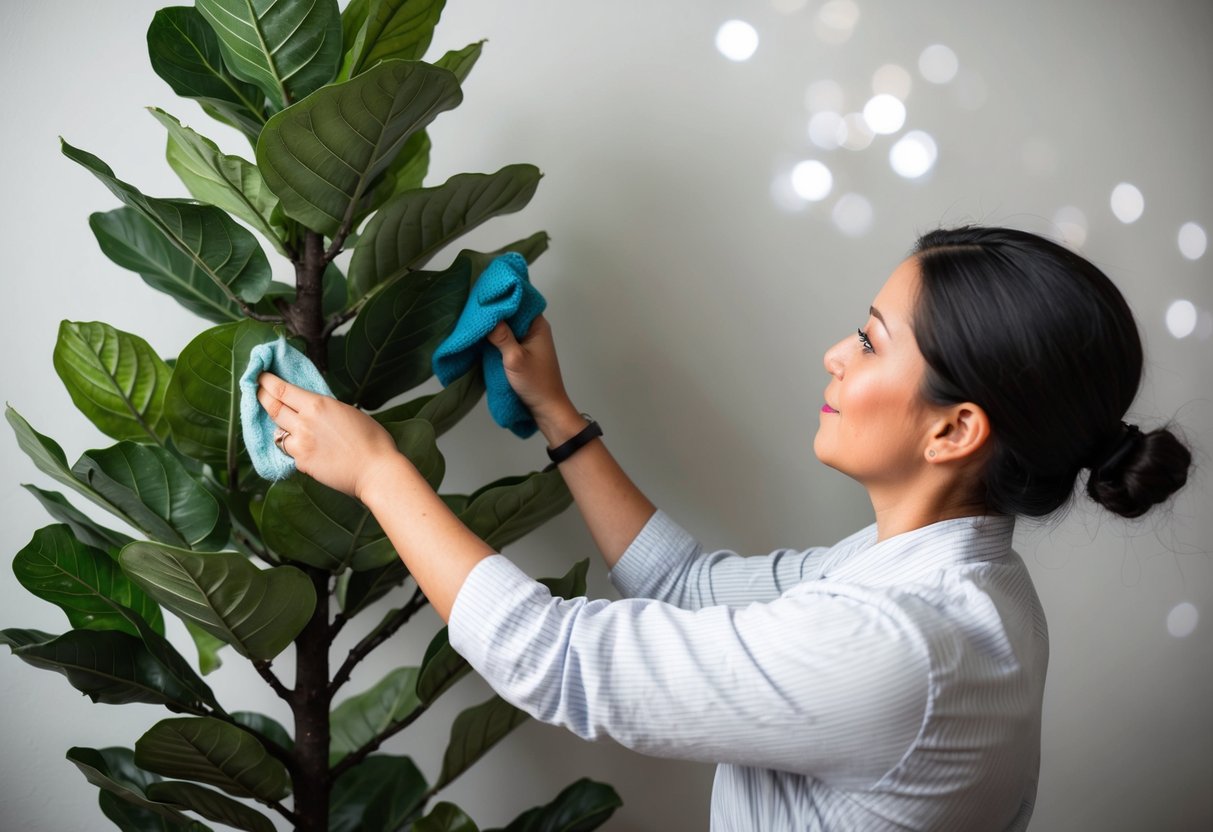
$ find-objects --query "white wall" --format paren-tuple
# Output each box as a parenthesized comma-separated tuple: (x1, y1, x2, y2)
(1, 1, 1209, 829)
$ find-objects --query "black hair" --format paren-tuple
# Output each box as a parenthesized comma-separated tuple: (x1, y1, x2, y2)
(911, 225, 1191, 519)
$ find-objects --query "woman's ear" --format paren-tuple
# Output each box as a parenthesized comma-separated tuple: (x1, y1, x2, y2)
(925, 403, 991, 464)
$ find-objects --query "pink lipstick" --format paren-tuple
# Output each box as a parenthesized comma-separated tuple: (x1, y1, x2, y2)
(821, 404, 838, 414)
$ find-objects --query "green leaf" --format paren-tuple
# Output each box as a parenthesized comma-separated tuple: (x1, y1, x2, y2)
(162, 319, 280, 469)
(196, 0, 343, 111)
(341, 0, 445, 80)
(230, 712, 293, 751)
(327, 258, 471, 409)
(347, 166, 542, 302)
(330, 754, 427, 832)
(72, 442, 229, 551)
(413, 802, 480, 832)
(63, 140, 271, 307)
(492, 778, 622, 832)
(12, 524, 164, 636)
(261, 418, 441, 571)
(336, 558, 408, 615)
(436, 696, 528, 790)
(53, 320, 173, 444)
(145, 781, 275, 832)
(20, 484, 133, 556)
(109, 603, 223, 714)
(255, 58, 462, 237)
(330, 666, 422, 764)
(372, 364, 485, 439)
(119, 542, 315, 661)
(434, 40, 484, 85)
(89, 208, 244, 324)
(135, 717, 290, 801)
(150, 108, 287, 255)
(3, 628, 207, 711)
(355, 129, 431, 225)
(414, 626, 469, 705)
(184, 619, 226, 675)
(537, 558, 589, 601)
(0, 628, 57, 649)
(458, 468, 573, 551)
(146, 6, 266, 141)
(68, 747, 197, 826)
(99, 790, 211, 831)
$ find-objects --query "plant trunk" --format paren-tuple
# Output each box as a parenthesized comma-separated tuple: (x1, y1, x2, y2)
(292, 231, 329, 371)
(291, 567, 332, 831)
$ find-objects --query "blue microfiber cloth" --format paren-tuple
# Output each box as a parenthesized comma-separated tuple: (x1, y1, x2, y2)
(432, 251, 546, 438)
(239, 333, 336, 480)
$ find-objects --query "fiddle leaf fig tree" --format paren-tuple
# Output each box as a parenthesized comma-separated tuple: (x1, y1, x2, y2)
(4, 2, 623, 830)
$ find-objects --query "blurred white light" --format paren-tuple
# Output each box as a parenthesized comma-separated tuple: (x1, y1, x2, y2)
(862, 94, 906, 134)
(1178, 222, 1207, 260)
(1052, 206, 1088, 249)
(791, 160, 833, 201)
(772, 0, 809, 12)
(1167, 602, 1198, 638)
(814, 0, 860, 43)
(832, 193, 874, 237)
(872, 63, 912, 99)
(805, 79, 845, 113)
(716, 20, 759, 62)
(889, 130, 937, 178)
(1165, 299, 1198, 339)
(808, 111, 844, 149)
(919, 44, 959, 83)
(1110, 182, 1144, 224)
(1021, 138, 1058, 177)
(838, 112, 874, 150)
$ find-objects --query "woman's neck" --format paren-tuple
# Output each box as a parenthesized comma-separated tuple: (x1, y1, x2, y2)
(867, 477, 988, 542)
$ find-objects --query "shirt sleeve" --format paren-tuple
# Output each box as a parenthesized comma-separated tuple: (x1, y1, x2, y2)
(608, 509, 831, 609)
(449, 554, 930, 788)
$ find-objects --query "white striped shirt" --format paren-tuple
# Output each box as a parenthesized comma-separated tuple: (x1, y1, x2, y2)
(449, 509, 1048, 830)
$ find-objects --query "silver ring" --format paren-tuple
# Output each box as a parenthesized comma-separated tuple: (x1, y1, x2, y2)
(274, 428, 290, 454)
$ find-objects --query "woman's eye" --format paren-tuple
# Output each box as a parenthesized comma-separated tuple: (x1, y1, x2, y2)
(857, 327, 874, 354)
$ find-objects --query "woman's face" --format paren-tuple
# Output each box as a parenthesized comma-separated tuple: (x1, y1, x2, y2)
(814, 256, 939, 486)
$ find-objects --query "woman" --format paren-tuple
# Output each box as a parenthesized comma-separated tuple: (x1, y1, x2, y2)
(257, 225, 1191, 830)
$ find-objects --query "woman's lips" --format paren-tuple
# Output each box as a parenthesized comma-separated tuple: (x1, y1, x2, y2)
(821, 404, 838, 414)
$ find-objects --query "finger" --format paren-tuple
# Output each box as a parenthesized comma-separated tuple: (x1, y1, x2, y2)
(257, 371, 315, 413)
(257, 385, 301, 432)
(489, 322, 518, 348)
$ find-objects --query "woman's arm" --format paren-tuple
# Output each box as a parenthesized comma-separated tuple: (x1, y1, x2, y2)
(488, 316, 657, 569)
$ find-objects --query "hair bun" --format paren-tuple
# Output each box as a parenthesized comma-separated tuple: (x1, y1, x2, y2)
(1086, 424, 1192, 518)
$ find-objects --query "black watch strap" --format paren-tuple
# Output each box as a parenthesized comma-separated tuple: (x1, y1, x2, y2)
(544, 414, 602, 470)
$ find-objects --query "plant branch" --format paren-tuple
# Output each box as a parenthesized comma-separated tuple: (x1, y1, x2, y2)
(321, 298, 366, 339)
(264, 797, 299, 826)
(323, 222, 353, 263)
(328, 587, 428, 696)
(329, 702, 431, 780)
(253, 660, 293, 702)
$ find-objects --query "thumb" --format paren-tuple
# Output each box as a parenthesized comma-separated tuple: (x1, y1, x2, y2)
(489, 322, 516, 347)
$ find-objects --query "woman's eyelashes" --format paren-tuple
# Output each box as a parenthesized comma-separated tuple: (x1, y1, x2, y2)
(857, 327, 874, 354)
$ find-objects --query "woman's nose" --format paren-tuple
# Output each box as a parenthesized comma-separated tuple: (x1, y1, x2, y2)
(823, 336, 848, 378)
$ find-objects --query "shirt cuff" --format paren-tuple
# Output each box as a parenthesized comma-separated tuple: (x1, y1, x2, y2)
(448, 554, 545, 670)
(608, 509, 699, 598)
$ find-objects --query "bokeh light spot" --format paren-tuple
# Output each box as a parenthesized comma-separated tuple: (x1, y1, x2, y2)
(838, 113, 874, 150)
(1178, 222, 1207, 260)
(1052, 206, 1088, 249)
(872, 64, 912, 99)
(889, 130, 937, 178)
(1110, 182, 1144, 224)
(1165, 300, 1197, 339)
(918, 44, 959, 83)
(832, 193, 874, 237)
(716, 20, 759, 62)
(1167, 602, 1198, 638)
(808, 111, 844, 150)
(791, 160, 833, 201)
(862, 94, 906, 134)
(814, 0, 860, 43)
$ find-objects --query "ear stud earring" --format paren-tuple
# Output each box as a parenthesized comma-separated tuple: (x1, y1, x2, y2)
(927, 449, 936, 458)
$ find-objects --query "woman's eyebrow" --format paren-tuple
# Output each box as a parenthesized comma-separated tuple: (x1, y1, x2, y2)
(870, 306, 890, 335)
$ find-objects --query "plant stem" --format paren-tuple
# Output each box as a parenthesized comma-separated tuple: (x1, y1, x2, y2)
(286, 231, 329, 371)
(329, 702, 431, 779)
(328, 587, 428, 696)
(253, 660, 293, 701)
(290, 566, 332, 832)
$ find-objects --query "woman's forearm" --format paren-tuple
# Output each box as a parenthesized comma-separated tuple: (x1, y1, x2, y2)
(358, 453, 495, 622)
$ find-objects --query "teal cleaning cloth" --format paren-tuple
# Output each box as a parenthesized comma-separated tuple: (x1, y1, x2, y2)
(432, 252, 546, 438)
(239, 334, 336, 480)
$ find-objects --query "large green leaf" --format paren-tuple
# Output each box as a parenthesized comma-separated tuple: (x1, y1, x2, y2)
(119, 542, 315, 661)
(72, 442, 230, 551)
(12, 524, 163, 636)
(330, 666, 422, 764)
(147, 6, 266, 141)
(434, 40, 484, 85)
(145, 781, 275, 832)
(231, 712, 293, 751)
(68, 747, 199, 826)
(436, 696, 528, 790)
(20, 484, 133, 556)
(63, 140, 271, 307)
(347, 166, 542, 302)
(336, 558, 408, 615)
(413, 803, 479, 832)
(109, 602, 224, 714)
(162, 319, 280, 470)
(457, 468, 573, 551)
(150, 108, 287, 255)
(196, 0, 343, 111)
(135, 717, 290, 801)
(327, 257, 471, 409)
(491, 779, 622, 832)
(100, 790, 211, 832)
(2, 628, 206, 712)
(261, 418, 442, 571)
(53, 320, 172, 444)
(256, 58, 462, 237)
(184, 619, 227, 676)
(329, 754, 427, 832)
(372, 364, 484, 439)
(340, 0, 445, 79)
(355, 129, 430, 225)
(90, 208, 244, 324)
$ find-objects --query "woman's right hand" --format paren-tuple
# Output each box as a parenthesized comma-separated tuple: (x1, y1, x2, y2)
(489, 314, 579, 434)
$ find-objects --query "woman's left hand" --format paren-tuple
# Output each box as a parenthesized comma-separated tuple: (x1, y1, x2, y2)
(256, 371, 402, 501)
